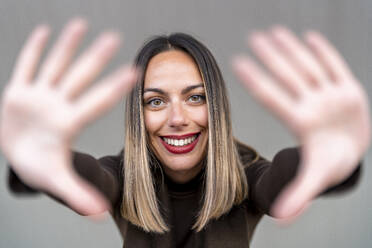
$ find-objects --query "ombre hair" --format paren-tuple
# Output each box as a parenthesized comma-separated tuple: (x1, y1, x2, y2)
(122, 33, 249, 233)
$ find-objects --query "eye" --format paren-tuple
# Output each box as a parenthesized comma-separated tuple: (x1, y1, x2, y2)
(188, 94, 206, 104)
(147, 98, 165, 108)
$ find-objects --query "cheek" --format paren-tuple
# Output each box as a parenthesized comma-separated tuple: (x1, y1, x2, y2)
(190, 105, 208, 128)
(144, 110, 166, 136)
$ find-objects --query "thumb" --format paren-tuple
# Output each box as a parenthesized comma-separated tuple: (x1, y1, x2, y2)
(48, 169, 110, 216)
(270, 165, 325, 220)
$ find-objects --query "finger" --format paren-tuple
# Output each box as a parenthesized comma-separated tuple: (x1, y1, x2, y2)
(59, 32, 121, 99)
(270, 165, 325, 219)
(37, 18, 88, 86)
(249, 32, 309, 98)
(87, 211, 110, 222)
(11, 25, 50, 84)
(304, 31, 354, 83)
(232, 56, 297, 125)
(270, 26, 329, 88)
(275, 201, 311, 227)
(72, 66, 137, 129)
(50, 169, 110, 215)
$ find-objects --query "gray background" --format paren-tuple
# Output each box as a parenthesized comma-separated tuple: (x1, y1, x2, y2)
(0, 0, 371, 247)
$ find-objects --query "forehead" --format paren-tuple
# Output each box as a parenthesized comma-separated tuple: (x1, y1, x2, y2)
(144, 50, 203, 89)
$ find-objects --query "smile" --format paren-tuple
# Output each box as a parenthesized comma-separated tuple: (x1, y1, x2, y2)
(160, 132, 200, 154)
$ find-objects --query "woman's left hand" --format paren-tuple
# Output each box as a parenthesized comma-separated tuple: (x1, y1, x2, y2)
(233, 26, 371, 220)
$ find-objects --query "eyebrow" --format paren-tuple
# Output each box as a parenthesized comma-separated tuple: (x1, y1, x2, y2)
(143, 83, 204, 95)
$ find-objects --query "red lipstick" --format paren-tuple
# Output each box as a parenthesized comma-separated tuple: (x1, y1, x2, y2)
(160, 132, 200, 154)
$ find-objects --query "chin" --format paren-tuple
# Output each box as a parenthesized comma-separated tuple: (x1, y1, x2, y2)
(163, 156, 202, 172)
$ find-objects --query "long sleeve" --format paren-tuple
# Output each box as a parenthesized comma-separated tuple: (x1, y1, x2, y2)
(7, 150, 123, 210)
(241, 145, 362, 215)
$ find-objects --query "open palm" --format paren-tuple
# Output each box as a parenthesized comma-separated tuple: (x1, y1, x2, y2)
(0, 19, 137, 215)
(234, 26, 370, 219)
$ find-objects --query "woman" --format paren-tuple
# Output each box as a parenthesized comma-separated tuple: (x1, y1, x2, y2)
(1, 18, 370, 247)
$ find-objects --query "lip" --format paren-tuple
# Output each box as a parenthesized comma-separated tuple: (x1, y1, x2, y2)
(160, 132, 201, 154)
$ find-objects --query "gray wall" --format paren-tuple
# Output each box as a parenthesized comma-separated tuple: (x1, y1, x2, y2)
(0, 0, 371, 247)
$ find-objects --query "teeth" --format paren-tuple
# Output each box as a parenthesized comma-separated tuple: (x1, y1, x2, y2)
(162, 134, 198, 147)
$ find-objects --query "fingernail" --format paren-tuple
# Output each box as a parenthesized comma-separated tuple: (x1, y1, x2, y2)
(231, 56, 249, 74)
(35, 24, 50, 37)
(69, 17, 88, 26)
(88, 211, 109, 222)
(232, 55, 245, 67)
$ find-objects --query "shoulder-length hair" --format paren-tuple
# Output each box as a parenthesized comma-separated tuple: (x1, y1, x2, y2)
(121, 33, 248, 233)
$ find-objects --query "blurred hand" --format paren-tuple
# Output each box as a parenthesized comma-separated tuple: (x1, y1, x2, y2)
(0, 18, 137, 215)
(233, 26, 371, 220)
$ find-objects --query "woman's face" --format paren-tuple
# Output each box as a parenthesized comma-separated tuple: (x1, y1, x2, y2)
(143, 50, 208, 183)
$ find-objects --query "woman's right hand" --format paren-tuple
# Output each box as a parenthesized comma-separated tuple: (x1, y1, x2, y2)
(0, 18, 137, 215)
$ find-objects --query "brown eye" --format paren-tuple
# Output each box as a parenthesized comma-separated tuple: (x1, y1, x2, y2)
(188, 94, 206, 103)
(147, 98, 164, 108)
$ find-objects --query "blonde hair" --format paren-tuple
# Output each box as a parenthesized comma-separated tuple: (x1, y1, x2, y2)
(121, 33, 249, 233)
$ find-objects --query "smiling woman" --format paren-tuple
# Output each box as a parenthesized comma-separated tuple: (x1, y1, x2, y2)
(143, 51, 208, 181)
(122, 35, 248, 234)
(2, 19, 370, 248)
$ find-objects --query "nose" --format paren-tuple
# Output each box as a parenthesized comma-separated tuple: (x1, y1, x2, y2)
(167, 101, 188, 127)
